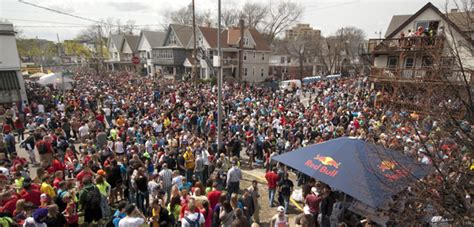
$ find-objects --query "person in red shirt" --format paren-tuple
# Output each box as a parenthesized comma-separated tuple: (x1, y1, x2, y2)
(206, 182, 221, 210)
(76, 162, 93, 186)
(265, 167, 279, 207)
(20, 182, 41, 207)
(305, 187, 322, 223)
(52, 171, 64, 190)
(0, 190, 19, 215)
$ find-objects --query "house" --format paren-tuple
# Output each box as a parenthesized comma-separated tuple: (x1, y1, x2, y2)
(0, 23, 28, 104)
(367, 2, 474, 111)
(152, 24, 194, 79)
(105, 34, 124, 70)
(195, 25, 271, 82)
(137, 31, 166, 76)
(268, 54, 315, 80)
(105, 34, 140, 72)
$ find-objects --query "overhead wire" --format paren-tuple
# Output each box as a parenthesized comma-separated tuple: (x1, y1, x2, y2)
(17, 0, 103, 24)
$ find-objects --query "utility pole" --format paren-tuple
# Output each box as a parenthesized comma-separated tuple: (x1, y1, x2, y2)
(56, 34, 65, 96)
(192, 0, 197, 83)
(238, 19, 244, 80)
(217, 0, 223, 150)
(97, 25, 104, 72)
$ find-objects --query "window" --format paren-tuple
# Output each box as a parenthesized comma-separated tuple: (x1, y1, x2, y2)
(262, 53, 265, 61)
(244, 68, 248, 77)
(415, 21, 440, 33)
(0, 71, 20, 91)
(147, 52, 150, 59)
(387, 56, 398, 68)
(404, 57, 414, 68)
(253, 67, 255, 76)
(244, 52, 247, 60)
(261, 68, 264, 77)
(422, 56, 433, 67)
(253, 52, 256, 59)
(280, 56, 285, 63)
(170, 33, 177, 45)
(244, 37, 249, 46)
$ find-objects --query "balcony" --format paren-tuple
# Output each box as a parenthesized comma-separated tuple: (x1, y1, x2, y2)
(222, 58, 238, 68)
(370, 67, 472, 85)
(368, 36, 444, 54)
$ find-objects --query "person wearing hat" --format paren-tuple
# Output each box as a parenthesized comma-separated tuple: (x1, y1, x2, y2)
(269, 206, 289, 227)
(295, 205, 316, 227)
(23, 208, 48, 227)
(305, 186, 322, 223)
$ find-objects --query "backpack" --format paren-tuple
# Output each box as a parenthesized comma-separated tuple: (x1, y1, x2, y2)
(55, 190, 67, 212)
(37, 141, 48, 154)
(85, 186, 102, 210)
(184, 213, 201, 227)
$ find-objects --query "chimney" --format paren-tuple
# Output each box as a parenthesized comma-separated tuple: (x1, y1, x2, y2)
(206, 21, 211, 27)
(451, 8, 458, 13)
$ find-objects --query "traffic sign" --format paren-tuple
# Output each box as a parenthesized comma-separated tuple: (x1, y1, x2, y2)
(132, 56, 140, 65)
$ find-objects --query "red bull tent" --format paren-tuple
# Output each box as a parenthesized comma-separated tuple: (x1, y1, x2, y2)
(272, 137, 432, 208)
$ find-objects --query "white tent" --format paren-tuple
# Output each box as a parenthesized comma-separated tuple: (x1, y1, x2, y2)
(37, 73, 75, 89)
(29, 72, 47, 79)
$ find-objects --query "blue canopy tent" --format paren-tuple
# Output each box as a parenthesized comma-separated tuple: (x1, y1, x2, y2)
(272, 137, 432, 208)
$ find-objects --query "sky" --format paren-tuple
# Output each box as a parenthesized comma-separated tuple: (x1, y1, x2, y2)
(0, 0, 454, 41)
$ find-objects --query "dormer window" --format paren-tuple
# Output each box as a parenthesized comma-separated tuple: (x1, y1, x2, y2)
(170, 33, 177, 45)
(244, 37, 249, 46)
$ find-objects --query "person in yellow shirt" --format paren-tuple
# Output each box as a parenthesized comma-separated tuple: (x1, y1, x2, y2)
(183, 148, 195, 182)
(116, 116, 125, 127)
(40, 176, 56, 199)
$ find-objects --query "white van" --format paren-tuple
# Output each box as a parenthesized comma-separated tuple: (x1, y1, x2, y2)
(280, 79, 302, 91)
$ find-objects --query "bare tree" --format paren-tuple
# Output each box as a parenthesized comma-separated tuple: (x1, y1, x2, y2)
(240, 2, 268, 29)
(222, 8, 241, 27)
(122, 20, 137, 35)
(371, 1, 474, 225)
(262, 1, 303, 44)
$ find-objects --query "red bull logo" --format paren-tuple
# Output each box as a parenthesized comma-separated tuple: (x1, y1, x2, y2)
(378, 160, 396, 172)
(314, 154, 341, 169)
(304, 155, 340, 177)
(378, 160, 409, 181)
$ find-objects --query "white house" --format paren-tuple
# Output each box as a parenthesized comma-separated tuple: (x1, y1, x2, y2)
(0, 23, 28, 104)
(369, 2, 474, 82)
(137, 31, 166, 76)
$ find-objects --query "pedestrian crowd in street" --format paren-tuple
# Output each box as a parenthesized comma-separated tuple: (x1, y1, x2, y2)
(0, 69, 469, 227)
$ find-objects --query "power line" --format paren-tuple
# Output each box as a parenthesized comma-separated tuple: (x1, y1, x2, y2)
(18, 0, 103, 24)
(3, 18, 90, 26)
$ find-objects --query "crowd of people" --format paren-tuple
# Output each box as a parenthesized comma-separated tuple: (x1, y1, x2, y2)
(0, 69, 469, 227)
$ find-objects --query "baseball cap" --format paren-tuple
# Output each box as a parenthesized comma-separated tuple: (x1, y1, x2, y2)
(277, 206, 285, 213)
(311, 187, 319, 196)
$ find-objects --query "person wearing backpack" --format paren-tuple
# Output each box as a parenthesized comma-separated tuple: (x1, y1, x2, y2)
(182, 199, 205, 227)
(79, 176, 103, 226)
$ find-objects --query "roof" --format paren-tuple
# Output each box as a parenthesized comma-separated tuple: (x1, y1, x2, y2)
(446, 11, 474, 32)
(142, 31, 166, 48)
(199, 26, 230, 48)
(123, 35, 140, 52)
(384, 15, 411, 37)
(109, 34, 124, 49)
(227, 27, 241, 45)
(170, 24, 194, 47)
(248, 28, 271, 51)
(385, 2, 474, 45)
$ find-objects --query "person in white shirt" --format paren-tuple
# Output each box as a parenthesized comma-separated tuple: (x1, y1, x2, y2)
(78, 123, 89, 142)
(181, 200, 205, 227)
(37, 103, 45, 113)
(119, 204, 145, 227)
